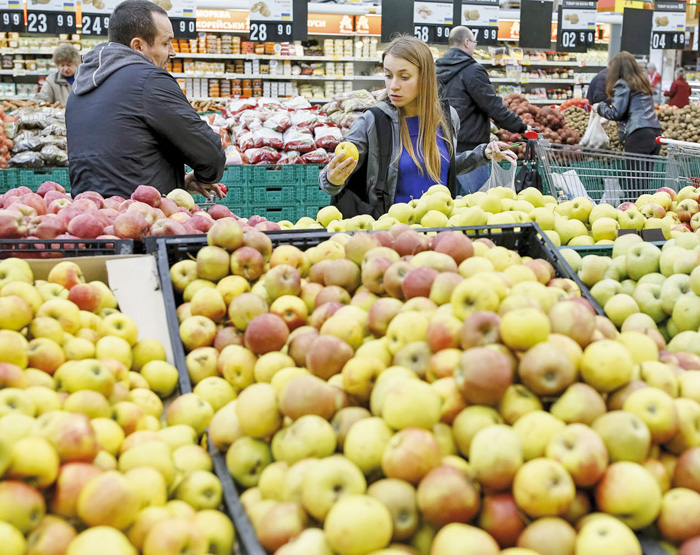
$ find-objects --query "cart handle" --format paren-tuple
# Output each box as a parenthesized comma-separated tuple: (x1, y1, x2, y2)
(655, 136, 700, 149)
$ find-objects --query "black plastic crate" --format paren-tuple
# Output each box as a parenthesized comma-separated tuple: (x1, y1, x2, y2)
(0, 238, 135, 259)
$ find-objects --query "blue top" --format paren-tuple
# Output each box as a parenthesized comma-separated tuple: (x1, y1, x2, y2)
(395, 115, 450, 203)
(62, 74, 75, 85)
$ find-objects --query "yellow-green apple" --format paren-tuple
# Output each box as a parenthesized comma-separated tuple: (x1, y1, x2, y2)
(589, 279, 622, 308)
(172, 444, 212, 474)
(569, 197, 593, 222)
(384, 311, 429, 356)
(618, 208, 645, 230)
(324, 494, 392, 554)
(366, 478, 419, 542)
(343, 417, 393, 478)
(165, 392, 214, 436)
(426, 348, 461, 382)
(499, 307, 550, 352)
(452, 406, 504, 457)
(478, 493, 524, 548)
(454, 347, 513, 406)
(664, 398, 700, 454)
(381, 378, 441, 430)
(578, 256, 618, 288)
(0, 387, 34, 417)
(5, 436, 58, 488)
(574, 514, 641, 555)
(548, 300, 596, 347)
(226, 436, 272, 488)
(118, 440, 175, 485)
(68, 526, 137, 555)
(595, 461, 662, 529)
(271, 414, 336, 464)
(497, 384, 542, 425)
(513, 458, 575, 517)
(592, 410, 650, 463)
(589, 202, 618, 223)
(623, 388, 679, 443)
(273, 528, 333, 555)
(580, 340, 634, 393)
(331, 406, 371, 451)
(37, 299, 81, 335)
(546, 424, 608, 487)
(430, 523, 500, 555)
(235, 383, 282, 438)
(174, 469, 222, 511)
(469, 424, 523, 490)
(207, 218, 243, 251)
(656, 487, 700, 542)
(191, 376, 235, 412)
(432, 377, 468, 425)
(661, 274, 692, 315)
(672, 292, 700, 332)
(208, 401, 242, 452)
(216, 344, 256, 391)
(258, 460, 289, 500)
(381, 428, 442, 485)
(392, 340, 432, 379)
(517, 517, 577, 555)
(227, 292, 268, 332)
(124, 466, 167, 509)
(300, 454, 366, 521)
(518, 341, 576, 396)
(184, 346, 218, 385)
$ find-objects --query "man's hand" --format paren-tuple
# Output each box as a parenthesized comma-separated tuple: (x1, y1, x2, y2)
(485, 141, 518, 164)
(185, 172, 225, 199)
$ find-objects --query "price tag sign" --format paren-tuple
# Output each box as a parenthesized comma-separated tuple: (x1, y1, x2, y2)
(460, 0, 499, 46)
(27, 0, 76, 34)
(0, 0, 25, 32)
(556, 0, 596, 52)
(651, 1, 685, 49)
(162, 0, 196, 39)
(249, 0, 293, 42)
(413, 1, 454, 44)
(79, 0, 119, 36)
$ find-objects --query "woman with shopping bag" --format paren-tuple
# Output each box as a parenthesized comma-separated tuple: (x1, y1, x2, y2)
(319, 35, 516, 218)
(593, 51, 662, 157)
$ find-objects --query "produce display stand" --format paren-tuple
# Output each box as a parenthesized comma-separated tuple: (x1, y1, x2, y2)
(146, 221, 605, 555)
(560, 240, 666, 257)
(0, 238, 136, 259)
(659, 136, 700, 187)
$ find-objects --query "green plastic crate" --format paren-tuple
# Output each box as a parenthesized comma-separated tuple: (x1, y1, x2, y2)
(559, 241, 666, 257)
(0, 169, 20, 193)
(242, 205, 297, 222)
(251, 185, 299, 206)
(19, 168, 70, 192)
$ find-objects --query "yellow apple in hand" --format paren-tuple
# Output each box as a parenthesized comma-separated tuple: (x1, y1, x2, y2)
(334, 141, 359, 162)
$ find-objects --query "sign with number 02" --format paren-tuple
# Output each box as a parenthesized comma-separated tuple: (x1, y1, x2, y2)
(460, 0, 499, 46)
(556, 0, 596, 52)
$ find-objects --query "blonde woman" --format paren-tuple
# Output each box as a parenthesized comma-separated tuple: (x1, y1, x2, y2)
(320, 35, 515, 217)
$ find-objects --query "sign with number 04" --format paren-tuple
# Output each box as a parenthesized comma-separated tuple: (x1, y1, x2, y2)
(26, 0, 77, 34)
(651, 1, 685, 49)
(79, 0, 119, 36)
(556, 0, 596, 52)
(414, 1, 454, 44)
(0, 0, 24, 32)
(249, 0, 294, 42)
(460, 0, 499, 46)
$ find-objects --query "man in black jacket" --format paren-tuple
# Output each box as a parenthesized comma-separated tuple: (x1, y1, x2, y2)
(586, 68, 608, 105)
(66, 0, 225, 199)
(436, 26, 527, 193)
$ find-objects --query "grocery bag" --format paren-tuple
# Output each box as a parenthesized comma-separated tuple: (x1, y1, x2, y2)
(551, 170, 592, 200)
(480, 158, 516, 193)
(601, 177, 623, 206)
(580, 111, 610, 150)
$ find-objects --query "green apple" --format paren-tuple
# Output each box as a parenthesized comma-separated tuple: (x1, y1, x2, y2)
(555, 218, 589, 245)
(660, 274, 692, 315)
(569, 197, 594, 222)
(617, 208, 645, 230)
(529, 207, 555, 230)
(591, 217, 619, 242)
(578, 256, 618, 288)
(590, 203, 619, 224)
(625, 242, 661, 281)
(559, 248, 582, 272)
(659, 246, 686, 277)
(632, 283, 666, 323)
(590, 279, 622, 308)
(420, 210, 449, 227)
(604, 294, 640, 328)
(387, 203, 415, 225)
(672, 293, 700, 332)
(691, 265, 700, 296)
(612, 233, 643, 258)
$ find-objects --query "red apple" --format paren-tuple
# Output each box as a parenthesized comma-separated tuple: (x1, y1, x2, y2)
(459, 312, 501, 350)
(113, 211, 150, 239)
(479, 493, 526, 548)
(244, 313, 289, 355)
(131, 185, 162, 208)
(402, 267, 439, 299)
(431, 231, 474, 264)
(454, 347, 514, 406)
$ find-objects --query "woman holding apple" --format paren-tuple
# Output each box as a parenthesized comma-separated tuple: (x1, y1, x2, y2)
(319, 35, 516, 218)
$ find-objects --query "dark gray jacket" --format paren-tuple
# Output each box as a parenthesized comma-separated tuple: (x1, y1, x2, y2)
(436, 48, 526, 151)
(319, 100, 488, 209)
(586, 69, 608, 105)
(66, 42, 224, 199)
(597, 79, 661, 142)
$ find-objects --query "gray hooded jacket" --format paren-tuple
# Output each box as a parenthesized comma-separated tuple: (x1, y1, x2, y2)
(319, 100, 488, 210)
(66, 42, 224, 199)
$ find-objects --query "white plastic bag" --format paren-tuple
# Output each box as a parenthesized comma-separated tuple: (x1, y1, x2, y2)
(580, 111, 610, 149)
(551, 170, 592, 200)
(479, 159, 516, 193)
(601, 178, 623, 206)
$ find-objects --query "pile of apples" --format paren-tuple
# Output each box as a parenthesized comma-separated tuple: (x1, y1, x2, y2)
(562, 232, 700, 350)
(296, 184, 700, 246)
(0, 182, 283, 243)
(0, 257, 235, 554)
(171, 217, 700, 554)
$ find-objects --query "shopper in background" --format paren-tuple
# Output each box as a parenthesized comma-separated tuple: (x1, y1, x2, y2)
(594, 51, 662, 156)
(36, 45, 81, 107)
(435, 26, 527, 194)
(66, 0, 224, 199)
(320, 35, 516, 216)
(664, 68, 691, 108)
(647, 62, 662, 102)
(586, 68, 609, 105)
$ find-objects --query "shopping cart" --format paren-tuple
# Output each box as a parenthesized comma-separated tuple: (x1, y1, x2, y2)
(535, 139, 684, 205)
(659, 136, 700, 188)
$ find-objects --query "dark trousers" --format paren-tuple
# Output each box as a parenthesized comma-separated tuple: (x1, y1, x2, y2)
(624, 127, 662, 196)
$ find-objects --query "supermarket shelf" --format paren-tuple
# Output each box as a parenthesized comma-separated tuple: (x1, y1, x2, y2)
(485, 59, 607, 68)
(170, 72, 383, 80)
(173, 52, 380, 62)
(0, 69, 47, 76)
(527, 98, 568, 104)
(491, 77, 592, 84)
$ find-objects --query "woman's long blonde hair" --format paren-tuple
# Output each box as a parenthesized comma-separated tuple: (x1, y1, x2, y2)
(383, 36, 452, 184)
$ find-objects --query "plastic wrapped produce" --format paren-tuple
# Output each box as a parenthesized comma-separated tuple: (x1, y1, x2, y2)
(301, 148, 330, 164)
(283, 128, 316, 153)
(264, 110, 292, 133)
(314, 126, 343, 150)
(252, 128, 284, 149)
(40, 144, 68, 166)
(9, 151, 44, 168)
(246, 146, 282, 164)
